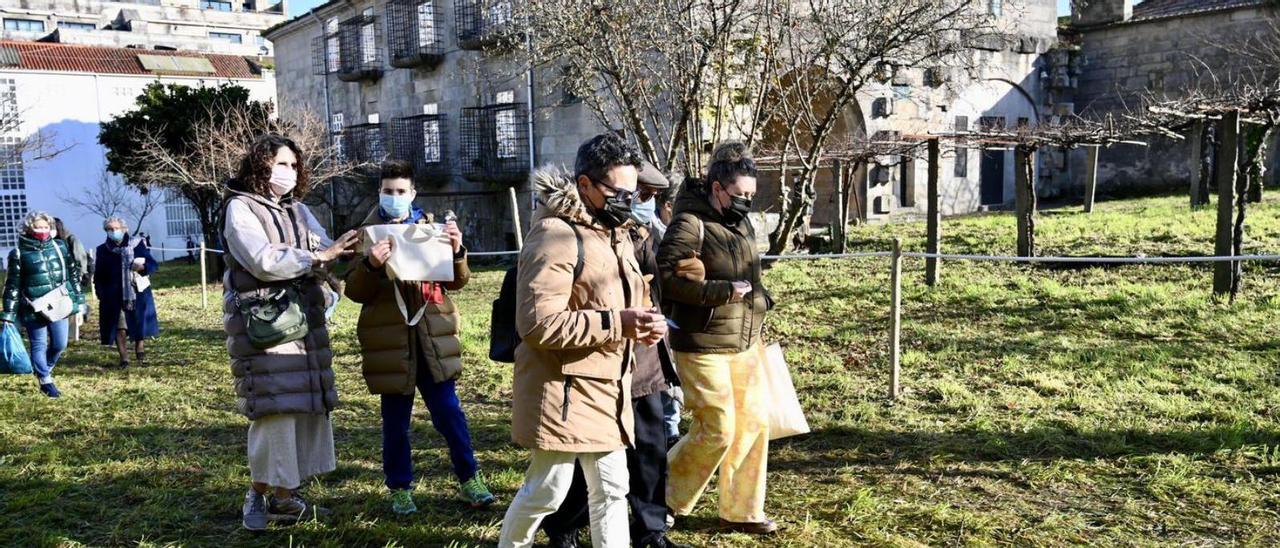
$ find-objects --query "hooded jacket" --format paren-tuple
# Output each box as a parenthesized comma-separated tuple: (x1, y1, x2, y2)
(345, 205, 470, 394)
(657, 181, 772, 354)
(511, 166, 647, 452)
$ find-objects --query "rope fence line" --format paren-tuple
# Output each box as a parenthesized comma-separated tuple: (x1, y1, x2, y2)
(178, 232, 1276, 402)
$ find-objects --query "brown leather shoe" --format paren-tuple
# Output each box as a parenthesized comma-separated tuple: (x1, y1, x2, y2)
(719, 518, 778, 534)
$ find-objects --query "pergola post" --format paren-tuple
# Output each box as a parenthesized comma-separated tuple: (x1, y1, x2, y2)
(925, 138, 941, 286)
(1189, 121, 1208, 208)
(1083, 145, 1100, 213)
(1214, 111, 1240, 296)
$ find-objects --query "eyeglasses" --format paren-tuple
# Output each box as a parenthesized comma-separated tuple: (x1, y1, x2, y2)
(593, 180, 635, 205)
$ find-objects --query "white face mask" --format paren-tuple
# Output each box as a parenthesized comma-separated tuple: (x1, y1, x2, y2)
(269, 165, 298, 197)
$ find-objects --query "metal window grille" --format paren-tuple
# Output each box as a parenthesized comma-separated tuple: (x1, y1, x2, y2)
(338, 14, 383, 81)
(454, 0, 515, 50)
(342, 123, 387, 165)
(387, 0, 444, 68)
(459, 103, 529, 183)
(390, 114, 451, 186)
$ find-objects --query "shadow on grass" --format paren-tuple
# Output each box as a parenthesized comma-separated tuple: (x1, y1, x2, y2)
(771, 422, 1280, 471)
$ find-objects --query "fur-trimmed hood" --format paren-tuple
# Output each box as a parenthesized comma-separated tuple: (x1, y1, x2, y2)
(530, 164, 632, 231)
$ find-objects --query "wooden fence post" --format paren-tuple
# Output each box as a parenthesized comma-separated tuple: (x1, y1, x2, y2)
(889, 238, 903, 400)
(925, 138, 941, 286)
(508, 187, 524, 251)
(199, 242, 208, 309)
(1014, 147, 1037, 257)
(1083, 145, 1099, 213)
(1214, 111, 1240, 296)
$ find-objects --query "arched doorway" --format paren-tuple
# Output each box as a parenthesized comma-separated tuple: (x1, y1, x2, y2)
(951, 79, 1039, 209)
(755, 68, 868, 231)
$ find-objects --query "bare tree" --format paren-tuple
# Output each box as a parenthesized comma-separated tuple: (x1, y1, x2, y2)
(126, 106, 368, 246)
(60, 170, 135, 221)
(756, 0, 1001, 255)
(514, 0, 756, 173)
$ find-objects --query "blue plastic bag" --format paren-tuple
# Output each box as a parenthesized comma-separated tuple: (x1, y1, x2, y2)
(0, 322, 32, 375)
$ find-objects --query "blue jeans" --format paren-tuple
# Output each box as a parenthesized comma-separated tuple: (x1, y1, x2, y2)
(662, 389, 681, 439)
(381, 374, 479, 490)
(24, 318, 68, 384)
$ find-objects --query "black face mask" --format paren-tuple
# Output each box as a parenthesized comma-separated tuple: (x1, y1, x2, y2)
(721, 192, 752, 225)
(593, 187, 634, 229)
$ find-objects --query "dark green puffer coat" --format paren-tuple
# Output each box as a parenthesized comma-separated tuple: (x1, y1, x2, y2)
(657, 182, 773, 354)
(2, 235, 86, 324)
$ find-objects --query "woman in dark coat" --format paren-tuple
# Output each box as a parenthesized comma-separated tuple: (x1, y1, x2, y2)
(94, 216, 159, 368)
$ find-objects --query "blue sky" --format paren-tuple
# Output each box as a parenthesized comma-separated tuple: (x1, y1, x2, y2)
(287, 0, 1075, 18)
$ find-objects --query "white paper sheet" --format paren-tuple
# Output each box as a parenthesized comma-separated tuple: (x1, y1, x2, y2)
(359, 223, 455, 282)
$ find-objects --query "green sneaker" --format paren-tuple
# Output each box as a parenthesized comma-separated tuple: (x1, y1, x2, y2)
(458, 475, 495, 508)
(390, 489, 417, 515)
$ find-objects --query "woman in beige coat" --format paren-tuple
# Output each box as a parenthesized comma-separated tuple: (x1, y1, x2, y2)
(499, 133, 667, 548)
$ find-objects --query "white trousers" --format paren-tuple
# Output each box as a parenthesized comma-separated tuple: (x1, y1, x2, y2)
(498, 448, 630, 548)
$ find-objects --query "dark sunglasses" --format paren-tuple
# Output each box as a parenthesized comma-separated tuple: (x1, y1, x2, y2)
(593, 180, 635, 204)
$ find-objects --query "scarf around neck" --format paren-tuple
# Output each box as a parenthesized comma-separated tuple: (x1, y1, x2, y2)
(108, 235, 141, 311)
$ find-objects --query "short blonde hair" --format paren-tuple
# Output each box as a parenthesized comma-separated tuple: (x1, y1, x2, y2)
(21, 211, 54, 235)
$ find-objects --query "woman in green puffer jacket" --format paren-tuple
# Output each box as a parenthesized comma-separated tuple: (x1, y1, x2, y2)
(2, 211, 87, 398)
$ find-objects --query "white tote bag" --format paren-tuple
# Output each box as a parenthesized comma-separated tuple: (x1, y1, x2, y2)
(760, 343, 810, 440)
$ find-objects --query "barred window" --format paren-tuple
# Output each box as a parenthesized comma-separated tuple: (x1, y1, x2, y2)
(422, 118, 441, 163)
(0, 193, 28, 248)
(0, 138, 25, 191)
(417, 2, 437, 47)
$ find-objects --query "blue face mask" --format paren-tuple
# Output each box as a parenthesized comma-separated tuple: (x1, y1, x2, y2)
(108, 229, 125, 243)
(380, 194, 414, 219)
(631, 197, 657, 226)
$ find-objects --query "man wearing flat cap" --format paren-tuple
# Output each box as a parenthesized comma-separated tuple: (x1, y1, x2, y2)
(540, 161, 687, 548)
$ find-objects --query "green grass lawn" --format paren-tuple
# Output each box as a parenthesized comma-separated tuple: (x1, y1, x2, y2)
(3, 193, 1280, 546)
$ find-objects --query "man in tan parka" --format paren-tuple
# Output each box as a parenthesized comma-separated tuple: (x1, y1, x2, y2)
(498, 134, 668, 548)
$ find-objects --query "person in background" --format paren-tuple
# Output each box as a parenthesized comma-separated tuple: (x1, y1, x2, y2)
(653, 177, 683, 448)
(658, 141, 777, 535)
(94, 217, 160, 368)
(344, 159, 495, 515)
(498, 133, 667, 548)
(222, 134, 358, 531)
(54, 218, 92, 342)
(1, 211, 87, 398)
(539, 162, 686, 548)
(187, 237, 197, 264)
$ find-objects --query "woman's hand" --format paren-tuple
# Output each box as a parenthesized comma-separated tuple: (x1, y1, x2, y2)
(316, 230, 359, 263)
(730, 281, 752, 301)
(445, 221, 463, 254)
(366, 236, 394, 268)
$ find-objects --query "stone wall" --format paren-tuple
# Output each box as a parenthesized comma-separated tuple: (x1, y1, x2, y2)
(268, 0, 605, 251)
(1070, 5, 1279, 194)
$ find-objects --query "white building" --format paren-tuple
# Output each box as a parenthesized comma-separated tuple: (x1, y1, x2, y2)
(0, 40, 275, 260)
(0, 0, 287, 57)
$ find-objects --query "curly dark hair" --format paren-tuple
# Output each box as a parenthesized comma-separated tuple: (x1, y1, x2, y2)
(229, 134, 311, 198)
(574, 132, 643, 183)
(380, 159, 415, 182)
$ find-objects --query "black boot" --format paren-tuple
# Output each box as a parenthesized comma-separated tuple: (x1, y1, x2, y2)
(546, 529, 581, 548)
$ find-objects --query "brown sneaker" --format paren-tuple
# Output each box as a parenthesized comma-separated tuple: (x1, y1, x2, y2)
(719, 518, 778, 535)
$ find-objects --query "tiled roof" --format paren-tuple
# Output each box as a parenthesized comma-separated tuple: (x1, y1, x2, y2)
(0, 41, 263, 79)
(1130, 0, 1269, 22)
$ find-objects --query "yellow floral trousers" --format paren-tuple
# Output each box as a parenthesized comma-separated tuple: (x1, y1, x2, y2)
(667, 344, 769, 523)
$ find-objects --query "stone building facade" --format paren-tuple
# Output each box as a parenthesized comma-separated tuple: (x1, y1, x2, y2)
(1062, 0, 1280, 195)
(265, 0, 604, 251)
(0, 0, 286, 57)
(266, 1, 1061, 249)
